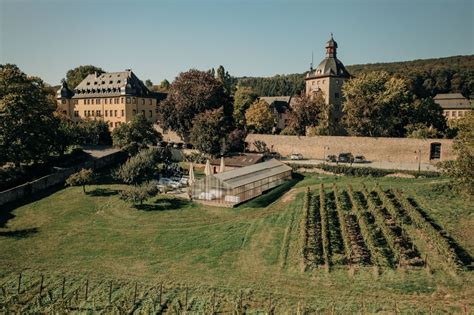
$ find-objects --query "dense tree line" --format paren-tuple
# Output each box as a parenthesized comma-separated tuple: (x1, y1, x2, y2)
(237, 55, 474, 98)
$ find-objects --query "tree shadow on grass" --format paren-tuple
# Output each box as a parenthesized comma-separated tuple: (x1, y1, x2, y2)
(0, 185, 64, 228)
(242, 173, 304, 209)
(86, 188, 119, 197)
(0, 227, 38, 239)
(135, 197, 190, 211)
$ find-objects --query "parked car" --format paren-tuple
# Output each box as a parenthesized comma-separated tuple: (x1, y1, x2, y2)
(265, 151, 281, 159)
(290, 153, 304, 160)
(326, 155, 337, 162)
(158, 177, 180, 189)
(338, 152, 354, 163)
(353, 155, 367, 163)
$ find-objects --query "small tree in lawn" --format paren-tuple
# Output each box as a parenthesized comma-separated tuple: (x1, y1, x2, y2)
(115, 147, 170, 185)
(66, 168, 93, 193)
(189, 108, 228, 156)
(119, 181, 159, 206)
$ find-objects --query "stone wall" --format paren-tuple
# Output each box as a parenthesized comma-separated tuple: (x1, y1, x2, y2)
(246, 134, 455, 164)
(0, 150, 126, 207)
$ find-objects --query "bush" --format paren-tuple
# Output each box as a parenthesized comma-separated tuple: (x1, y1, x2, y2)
(119, 180, 159, 205)
(184, 151, 208, 164)
(65, 168, 94, 193)
(289, 163, 439, 178)
(115, 147, 169, 185)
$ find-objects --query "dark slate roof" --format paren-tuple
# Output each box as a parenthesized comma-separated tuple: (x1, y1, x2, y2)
(210, 153, 264, 168)
(65, 70, 154, 99)
(56, 79, 74, 98)
(434, 93, 472, 109)
(306, 57, 350, 79)
(260, 96, 292, 113)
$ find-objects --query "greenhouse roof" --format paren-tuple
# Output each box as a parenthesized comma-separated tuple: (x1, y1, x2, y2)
(213, 159, 292, 189)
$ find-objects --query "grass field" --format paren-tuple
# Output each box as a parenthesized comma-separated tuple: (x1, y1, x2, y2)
(0, 172, 473, 313)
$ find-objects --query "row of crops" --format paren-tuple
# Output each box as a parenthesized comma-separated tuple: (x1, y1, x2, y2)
(1, 271, 470, 313)
(300, 183, 464, 272)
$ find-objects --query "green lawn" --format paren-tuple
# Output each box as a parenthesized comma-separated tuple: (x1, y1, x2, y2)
(0, 173, 472, 313)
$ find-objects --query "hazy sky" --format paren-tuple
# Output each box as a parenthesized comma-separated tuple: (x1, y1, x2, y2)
(1, 0, 472, 85)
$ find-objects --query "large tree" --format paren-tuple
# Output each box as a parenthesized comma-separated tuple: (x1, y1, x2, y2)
(66, 65, 104, 88)
(112, 114, 162, 154)
(440, 112, 474, 196)
(233, 86, 258, 126)
(342, 71, 411, 137)
(189, 108, 228, 156)
(245, 99, 275, 134)
(400, 97, 447, 137)
(286, 92, 326, 136)
(0, 64, 60, 166)
(115, 147, 169, 185)
(158, 70, 230, 141)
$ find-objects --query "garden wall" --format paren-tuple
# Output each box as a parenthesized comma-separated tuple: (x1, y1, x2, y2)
(0, 150, 126, 207)
(246, 134, 455, 164)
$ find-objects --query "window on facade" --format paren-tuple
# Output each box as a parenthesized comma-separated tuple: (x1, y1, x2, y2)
(430, 143, 441, 160)
(121, 110, 125, 116)
(114, 110, 117, 117)
(105, 110, 108, 117)
(452, 111, 457, 117)
(121, 98, 124, 103)
(110, 98, 113, 104)
(141, 99, 145, 105)
(458, 111, 463, 117)
(336, 80, 339, 84)
(133, 98, 136, 104)
(74, 111, 79, 117)
(149, 99, 152, 105)
(105, 98, 107, 104)
(444, 111, 449, 117)
(97, 110, 101, 116)
(92, 111, 95, 117)
(335, 93, 339, 99)
(141, 110, 145, 115)
(133, 109, 136, 115)
(97, 99, 100, 104)
(126, 97, 131, 104)
(149, 110, 152, 117)
(109, 110, 113, 117)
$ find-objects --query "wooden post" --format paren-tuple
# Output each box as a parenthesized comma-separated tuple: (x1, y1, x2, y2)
(108, 281, 113, 304)
(269, 294, 272, 314)
(239, 290, 243, 315)
(133, 282, 137, 305)
(62, 277, 66, 299)
(85, 279, 89, 301)
(185, 286, 188, 310)
(212, 289, 215, 314)
(17, 273, 22, 294)
(464, 304, 468, 314)
(39, 275, 44, 297)
(159, 283, 163, 306)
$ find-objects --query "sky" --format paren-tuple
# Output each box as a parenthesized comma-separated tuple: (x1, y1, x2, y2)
(0, 0, 473, 85)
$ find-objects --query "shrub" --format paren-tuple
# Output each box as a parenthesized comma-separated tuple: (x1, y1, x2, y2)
(119, 181, 159, 205)
(65, 168, 94, 193)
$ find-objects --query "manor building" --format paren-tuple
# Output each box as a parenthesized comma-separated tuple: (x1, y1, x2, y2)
(305, 34, 351, 129)
(56, 69, 166, 128)
(433, 93, 473, 121)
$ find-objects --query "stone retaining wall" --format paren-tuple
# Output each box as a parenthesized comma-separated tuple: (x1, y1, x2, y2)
(0, 150, 126, 207)
(246, 134, 455, 164)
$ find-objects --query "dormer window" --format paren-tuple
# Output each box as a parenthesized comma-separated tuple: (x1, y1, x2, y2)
(86, 82, 90, 86)
(94, 82, 97, 85)
(117, 80, 121, 84)
(109, 80, 113, 84)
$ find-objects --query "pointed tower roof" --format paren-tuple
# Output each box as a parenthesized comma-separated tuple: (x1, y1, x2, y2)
(306, 34, 350, 80)
(56, 79, 74, 99)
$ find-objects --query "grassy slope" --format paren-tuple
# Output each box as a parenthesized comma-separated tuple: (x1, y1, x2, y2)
(0, 174, 472, 311)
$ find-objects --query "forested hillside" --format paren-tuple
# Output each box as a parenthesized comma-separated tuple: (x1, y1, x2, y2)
(237, 55, 474, 98)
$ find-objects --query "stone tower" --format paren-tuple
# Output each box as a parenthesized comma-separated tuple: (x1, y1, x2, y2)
(305, 34, 350, 132)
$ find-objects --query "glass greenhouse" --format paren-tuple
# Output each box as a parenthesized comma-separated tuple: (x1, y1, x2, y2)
(191, 159, 292, 206)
